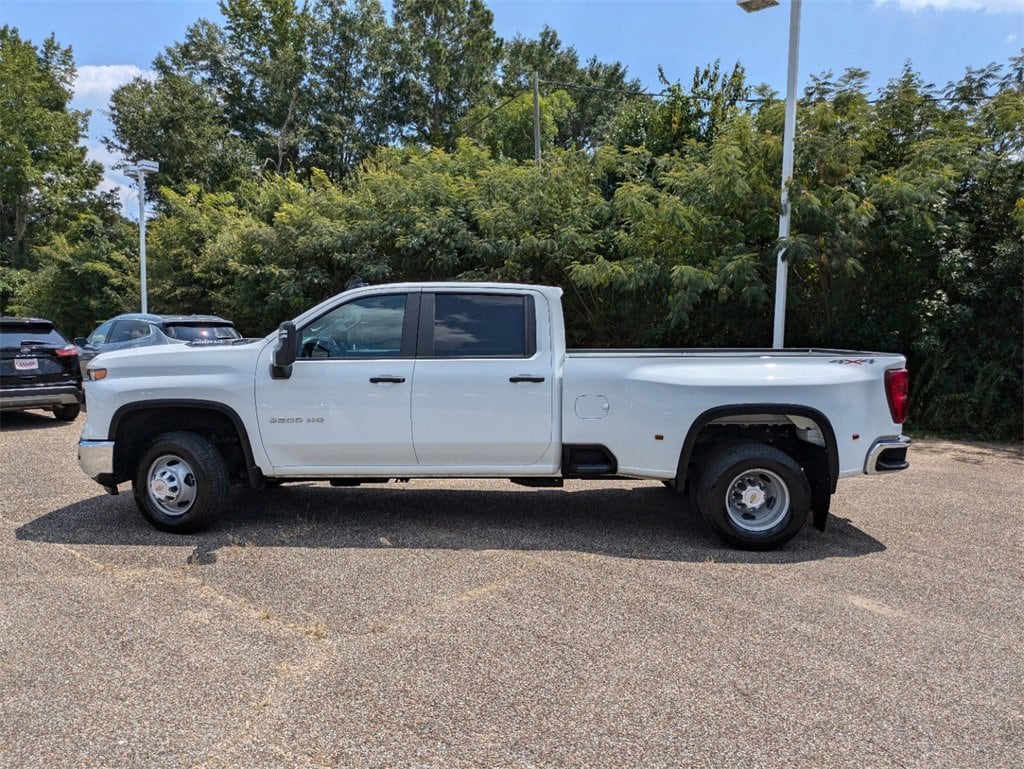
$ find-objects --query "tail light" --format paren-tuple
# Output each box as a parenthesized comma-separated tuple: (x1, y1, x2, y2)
(885, 368, 909, 424)
(55, 345, 79, 357)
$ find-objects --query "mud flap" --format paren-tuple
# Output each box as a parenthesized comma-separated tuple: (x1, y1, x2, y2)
(803, 451, 832, 532)
(811, 491, 831, 532)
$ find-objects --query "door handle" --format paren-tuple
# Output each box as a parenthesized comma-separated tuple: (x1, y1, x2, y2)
(509, 375, 545, 383)
(369, 375, 406, 384)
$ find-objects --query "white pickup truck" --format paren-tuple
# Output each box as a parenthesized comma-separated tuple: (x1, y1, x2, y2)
(77, 282, 910, 550)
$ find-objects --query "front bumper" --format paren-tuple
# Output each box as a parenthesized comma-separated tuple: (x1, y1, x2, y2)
(78, 439, 116, 490)
(0, 384, 82, 411)
(864, 435, 911, 474)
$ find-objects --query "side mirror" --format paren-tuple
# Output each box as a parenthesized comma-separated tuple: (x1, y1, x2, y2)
(271, 321, 298, 379)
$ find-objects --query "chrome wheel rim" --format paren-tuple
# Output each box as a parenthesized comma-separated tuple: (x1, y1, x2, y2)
(147, 454, 198, 517)
(724, 467, 790, 533)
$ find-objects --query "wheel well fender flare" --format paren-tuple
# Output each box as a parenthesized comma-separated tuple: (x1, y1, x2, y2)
(108, 399, 258, 483)
(675, 404, 839, 493)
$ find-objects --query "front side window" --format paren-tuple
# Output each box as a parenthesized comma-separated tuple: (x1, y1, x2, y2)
(108, 320, 153, 343)
(432, 294, 529, 357)
(87, 320, 114, 346)
(300, 294, 408, 359)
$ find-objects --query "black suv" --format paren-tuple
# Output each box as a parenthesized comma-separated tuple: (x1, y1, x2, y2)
(0, 317, 84, 421)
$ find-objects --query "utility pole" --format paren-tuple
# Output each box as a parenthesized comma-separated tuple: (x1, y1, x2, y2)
(532, 72, 542, 167)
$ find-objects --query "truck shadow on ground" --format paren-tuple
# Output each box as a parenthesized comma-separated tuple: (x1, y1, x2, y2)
(17, 481, 885, 565)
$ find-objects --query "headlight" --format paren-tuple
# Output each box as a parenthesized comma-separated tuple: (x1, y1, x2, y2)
(87, 368, 108, 381)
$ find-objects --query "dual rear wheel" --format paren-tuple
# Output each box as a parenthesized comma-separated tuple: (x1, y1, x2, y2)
(692, 442, 811, 550)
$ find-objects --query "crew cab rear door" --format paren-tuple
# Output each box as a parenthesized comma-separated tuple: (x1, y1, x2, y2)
(410, 290, 555, 468)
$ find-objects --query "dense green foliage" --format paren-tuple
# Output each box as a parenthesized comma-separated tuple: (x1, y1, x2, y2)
(0, 25, 136, 327)
(0, 3, 1021, 439)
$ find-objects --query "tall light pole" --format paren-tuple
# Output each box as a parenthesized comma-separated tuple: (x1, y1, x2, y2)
(125, 160, 159, 314)
(738, 0, 801, 348)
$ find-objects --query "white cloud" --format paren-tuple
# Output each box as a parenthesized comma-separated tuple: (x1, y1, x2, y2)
(73, 64, 153, 107)
(874, 0, 1024, 12)
(70, 65, 155, 216)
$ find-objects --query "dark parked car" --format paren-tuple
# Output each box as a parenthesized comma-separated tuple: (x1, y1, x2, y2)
(0, 317, 84, 421)
(76, 313, 242, 374)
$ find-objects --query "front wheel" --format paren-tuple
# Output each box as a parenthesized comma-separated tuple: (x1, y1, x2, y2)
(693, 442, 810, 550)
(133, 431, 229, 533)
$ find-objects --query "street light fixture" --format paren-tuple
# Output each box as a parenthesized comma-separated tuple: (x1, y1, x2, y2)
(737, 0, 780, 11)
(738, 0, 801, 348)
(125, 160, 159, 314)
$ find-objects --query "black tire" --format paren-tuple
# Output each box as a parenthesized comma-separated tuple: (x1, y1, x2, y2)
(53, 403, 81, 421)
(132, 431, 229, 533)
(693, 442, 810, 550)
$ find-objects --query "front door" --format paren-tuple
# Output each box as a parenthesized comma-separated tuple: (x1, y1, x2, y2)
(255, 291, 419, 470)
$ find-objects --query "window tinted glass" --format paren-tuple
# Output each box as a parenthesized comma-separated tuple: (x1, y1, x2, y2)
(300, 294, 407, 358)
(87, 320, 114, 345)
(0, 323, 66, 348)
(166, 324, 241, 342)
(433, 294, 527, 357)
(108, 320, 153, 343)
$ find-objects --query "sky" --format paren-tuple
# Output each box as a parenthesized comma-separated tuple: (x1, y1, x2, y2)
(4, 0, 1023, 214)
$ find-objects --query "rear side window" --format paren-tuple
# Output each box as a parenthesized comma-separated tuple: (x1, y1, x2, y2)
(165, 324, 240, 342)
(431, 294, 532, 357)
(0, 322, 66, 348)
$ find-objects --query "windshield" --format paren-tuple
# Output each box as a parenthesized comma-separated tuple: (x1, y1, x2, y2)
(164, 323, 241, 342)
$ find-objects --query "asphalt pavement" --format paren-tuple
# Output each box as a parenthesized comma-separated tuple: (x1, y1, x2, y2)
(0, 410, 1021, 769)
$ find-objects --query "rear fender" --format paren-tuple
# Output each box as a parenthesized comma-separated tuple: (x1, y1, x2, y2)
(677, 404, 838, 530)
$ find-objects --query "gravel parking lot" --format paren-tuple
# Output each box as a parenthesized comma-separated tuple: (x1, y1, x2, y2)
(0, 411, 1021, 769)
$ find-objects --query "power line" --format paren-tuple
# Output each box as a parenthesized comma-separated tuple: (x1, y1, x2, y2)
(462, 78, 1001, 136)
(539, 78, 996, 105)
(461, 92, 522, 134)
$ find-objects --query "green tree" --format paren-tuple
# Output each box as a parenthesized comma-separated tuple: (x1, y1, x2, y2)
(911, 58, 1024, 438)
(499, 26, 643, 150)
(463, 89, 574, 161)
(392, 0, 502, 149)
(304, 0, 400, 177)
(111, 0, 314, 187)
(0, 26, 102, 272)
(105, 73, 255, 199)
(605, 61, 749, 155)
(109, 0, 413, 185)
(12, 208, 138, 336)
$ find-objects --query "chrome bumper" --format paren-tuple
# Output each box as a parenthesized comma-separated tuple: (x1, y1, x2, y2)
(78, 439, 115, 482)
(864, 435, 911, 475)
